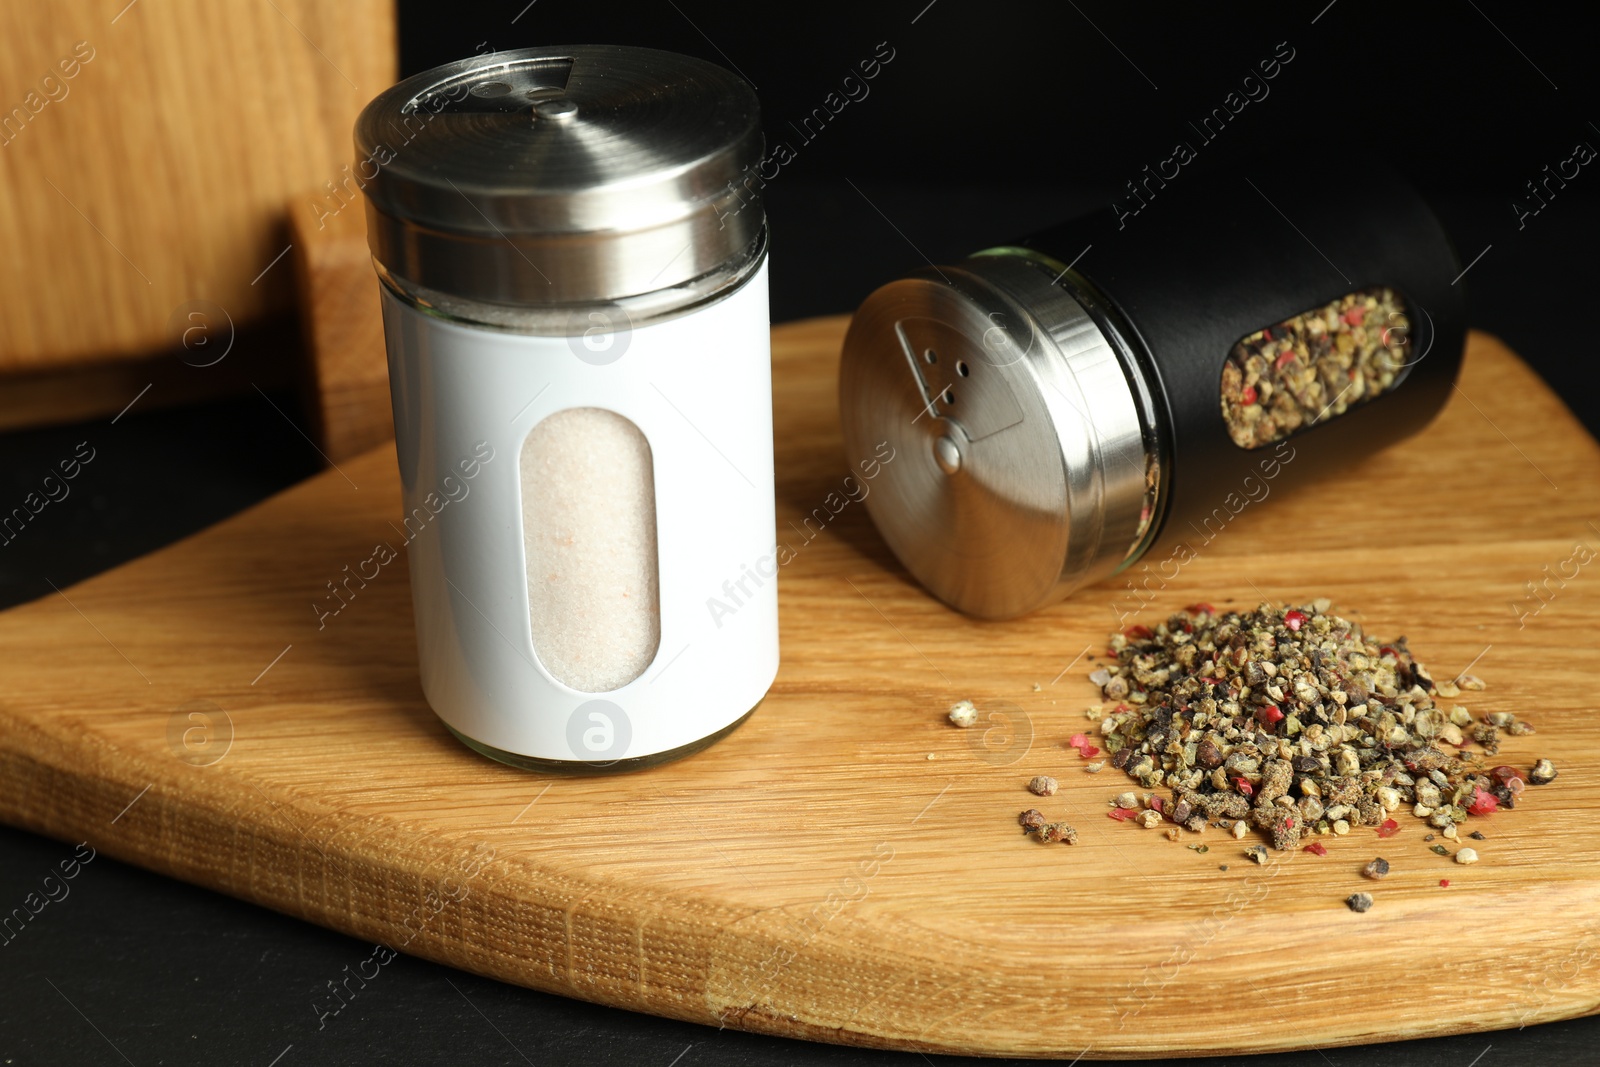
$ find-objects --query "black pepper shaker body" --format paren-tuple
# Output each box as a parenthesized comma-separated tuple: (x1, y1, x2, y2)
(839, 165, 1466, 618)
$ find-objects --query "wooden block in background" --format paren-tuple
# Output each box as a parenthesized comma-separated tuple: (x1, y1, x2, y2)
(290, 195, 393, 463)
(0, 0, 395, 374)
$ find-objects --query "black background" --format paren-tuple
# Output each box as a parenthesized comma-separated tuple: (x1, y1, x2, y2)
(4, 1, 1600, 1064)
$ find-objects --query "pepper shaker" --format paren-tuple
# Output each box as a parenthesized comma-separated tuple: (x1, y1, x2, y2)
(839, 164, 1466, 618)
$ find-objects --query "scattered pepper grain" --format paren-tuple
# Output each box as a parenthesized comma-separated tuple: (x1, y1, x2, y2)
(948, 700, 979, 728)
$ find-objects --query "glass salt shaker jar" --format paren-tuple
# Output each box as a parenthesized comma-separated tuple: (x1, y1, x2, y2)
(839, 164, 1467, 619)
(356, 46, 778, 770)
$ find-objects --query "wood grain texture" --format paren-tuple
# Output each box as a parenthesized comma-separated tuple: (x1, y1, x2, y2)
(0, 0, 394, 370)
(2, 322, 1598, 1059)
(289, 190, 392, 462)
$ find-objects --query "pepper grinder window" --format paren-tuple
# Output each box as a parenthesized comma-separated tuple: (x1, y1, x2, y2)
(357, 46, 778, 769)
(840, 165, 1466, 619)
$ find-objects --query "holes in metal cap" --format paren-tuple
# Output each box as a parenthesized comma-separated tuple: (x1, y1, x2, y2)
(414, 57, 575, 114)
(942, 387, 955, 405)
(956, 360, 970, 377)
(923, 348, 937, 364)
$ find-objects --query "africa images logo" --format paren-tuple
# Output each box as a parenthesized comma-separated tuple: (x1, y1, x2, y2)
(566, 699, 631, 761)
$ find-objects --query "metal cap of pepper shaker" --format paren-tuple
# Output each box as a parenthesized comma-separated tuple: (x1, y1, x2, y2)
(354, 45, 764, 311)
(839, 254, 1161, 620)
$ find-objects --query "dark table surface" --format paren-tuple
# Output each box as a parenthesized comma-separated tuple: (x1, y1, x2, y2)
(5, 1, 1600, 1063)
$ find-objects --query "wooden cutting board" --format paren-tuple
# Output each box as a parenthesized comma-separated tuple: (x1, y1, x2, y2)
(3, 320, 1598, 1059)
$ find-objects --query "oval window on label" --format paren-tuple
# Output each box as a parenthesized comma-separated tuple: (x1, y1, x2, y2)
(521, 407, 661, 692)
(1221, 286, 1412, 449)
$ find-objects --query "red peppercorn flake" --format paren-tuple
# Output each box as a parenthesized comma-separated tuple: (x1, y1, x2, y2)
(1184, 602, 1215, 615)
(1491, 765, 1524, 787)
(1275, 348, 1296, 370)
(1150, 796, 1165, 813)
(1377, 818, 1400, 838)
(1124, 624, 1153, 640)
(1284, 610, 1308, 632)
(1257, 705, 1285, 725)
(1341, 306, 1366, 326)
(1466, 786, 1499, 816)
(1234, 777, 1255, 797)
(1303, 841, 1328, 856)
(1439, 878, 1450, 888)
(1107, 808, 1137, 821)
(1241, 384, 1258, 405)
(1067, 733, 1101, 759)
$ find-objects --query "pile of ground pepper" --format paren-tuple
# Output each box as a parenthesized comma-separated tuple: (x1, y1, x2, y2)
(1088, 601, 1551, 850)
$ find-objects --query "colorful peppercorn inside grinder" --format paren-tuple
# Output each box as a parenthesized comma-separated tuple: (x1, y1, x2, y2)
(839, 164, 1466, 618)
(357, 46, 778, 770)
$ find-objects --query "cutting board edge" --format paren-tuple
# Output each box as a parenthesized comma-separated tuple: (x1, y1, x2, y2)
(7, 695, 1600, 1059)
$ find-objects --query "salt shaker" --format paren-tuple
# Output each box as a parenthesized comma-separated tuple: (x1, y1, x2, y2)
(839, 164, 1466, 619)
(356, 46, 777, 769)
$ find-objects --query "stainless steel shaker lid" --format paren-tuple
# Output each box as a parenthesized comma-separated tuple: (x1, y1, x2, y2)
(838, 255, 1156, 619)
(355, 45, 764, 306)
